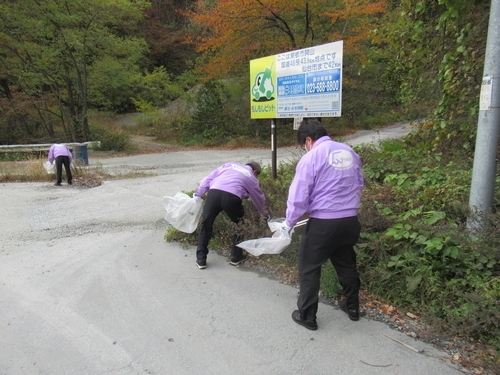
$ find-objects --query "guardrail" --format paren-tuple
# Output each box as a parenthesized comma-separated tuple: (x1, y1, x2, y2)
(0, 141, 101, 153)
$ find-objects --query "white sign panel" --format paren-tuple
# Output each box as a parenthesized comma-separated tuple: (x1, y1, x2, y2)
(276, 41, 343, 118)
(480, 76, 493, 111)
(293, 117, 303, 130)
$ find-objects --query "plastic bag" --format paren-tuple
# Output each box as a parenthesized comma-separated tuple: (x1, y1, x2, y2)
(236, 218, 292, 256)
(163, 192, 204, 233)
(237, 236, 291, 257)
(43, 161, 54, 174)
(267, 218, 286, 232)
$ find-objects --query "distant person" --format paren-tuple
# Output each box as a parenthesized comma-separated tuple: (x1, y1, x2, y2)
(48, 143, 73, 186)
(194, 161, 269, 269)
(279, 119, 364, 330)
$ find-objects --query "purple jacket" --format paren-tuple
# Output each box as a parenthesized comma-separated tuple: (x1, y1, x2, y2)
(48, 144, 72, 164)
(285, 136, 364, 227)
(195, 162, 269, 216)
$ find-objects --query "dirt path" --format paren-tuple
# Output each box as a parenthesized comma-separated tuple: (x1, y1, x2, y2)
(129, 135, 183, 152)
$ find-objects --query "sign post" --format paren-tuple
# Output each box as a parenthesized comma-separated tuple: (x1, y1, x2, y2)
(271, 119, 277, 179)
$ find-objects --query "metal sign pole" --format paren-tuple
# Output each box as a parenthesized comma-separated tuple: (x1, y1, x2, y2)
(271, 119, 277, 179)
(467, 0, 500, 230)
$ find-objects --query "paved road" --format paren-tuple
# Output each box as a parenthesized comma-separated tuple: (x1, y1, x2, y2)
(92, 121, 417, 176)
(1, 122, 464, 374)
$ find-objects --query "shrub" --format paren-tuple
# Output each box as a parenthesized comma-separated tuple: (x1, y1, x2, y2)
(356, 138, 500, 348)
(89, 122, 130, 151)
(177, 80, 232, 146)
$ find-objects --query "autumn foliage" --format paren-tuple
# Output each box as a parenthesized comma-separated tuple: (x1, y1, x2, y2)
(185, 0, 387, 78)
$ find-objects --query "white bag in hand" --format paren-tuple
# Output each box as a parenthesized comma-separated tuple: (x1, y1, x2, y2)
(236, 218, 292, 256)
(43, 161, 55, 174)
(163, 192, 204, 233)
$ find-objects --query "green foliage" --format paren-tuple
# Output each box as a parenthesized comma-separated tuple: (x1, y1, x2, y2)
(131, 66, 185, 110)
(88, 122, 130, 152)
(360, 139, 473, 215)
(356, 137, 500, 346)
(320, 263, 343, 298)
(176, 80, 227, 145)
(88, 57, 144, 113)
(359, 215, 500, 341)
(0, 96, 59, 144)
(377, 0, 490, 150)
(339, 55, 412, 129)
(0, 0, 147, 141)
(176, 79, 251, 146)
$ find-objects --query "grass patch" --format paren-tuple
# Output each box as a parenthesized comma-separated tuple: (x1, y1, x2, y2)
(0, 157, 151, 186)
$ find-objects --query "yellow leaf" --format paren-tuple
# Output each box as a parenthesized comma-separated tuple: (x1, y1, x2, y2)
(406, 312, 418, 319)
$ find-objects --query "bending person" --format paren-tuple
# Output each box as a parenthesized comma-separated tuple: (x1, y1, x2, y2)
(194, 161, 269, 269)
(48, 143, 73, 186)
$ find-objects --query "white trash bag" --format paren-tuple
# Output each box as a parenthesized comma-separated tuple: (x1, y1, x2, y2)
(43, 161, 54, 174)
(267, 218, 287, 232)
(163, 192, 204, 233)
(237, 218, 293, 257)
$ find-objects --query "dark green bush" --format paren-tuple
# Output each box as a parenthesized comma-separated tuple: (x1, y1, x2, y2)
(89, 123, 130, 151)
(177, 80, 232, 146)
(356, 137, 500, 348)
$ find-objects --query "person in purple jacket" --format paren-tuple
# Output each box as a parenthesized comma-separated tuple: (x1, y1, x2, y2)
(48, 143, 73, 186)
(194, 161, 269, 269)
(282, 119, 364, 330)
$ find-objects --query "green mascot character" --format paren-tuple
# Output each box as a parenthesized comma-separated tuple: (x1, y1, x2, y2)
(252, 63, 274, 101)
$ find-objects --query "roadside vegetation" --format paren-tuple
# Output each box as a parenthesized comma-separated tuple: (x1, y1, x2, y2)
(1, 0, 498, 372)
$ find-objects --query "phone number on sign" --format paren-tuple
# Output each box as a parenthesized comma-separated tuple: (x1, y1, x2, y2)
(306, 80, 340, 94)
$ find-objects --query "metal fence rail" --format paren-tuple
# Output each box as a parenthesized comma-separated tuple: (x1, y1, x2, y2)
(0, 141, 101, 153)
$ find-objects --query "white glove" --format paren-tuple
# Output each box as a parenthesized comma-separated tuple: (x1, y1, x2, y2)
(193, 194, 202, 202)
(273, 223, 293, 238)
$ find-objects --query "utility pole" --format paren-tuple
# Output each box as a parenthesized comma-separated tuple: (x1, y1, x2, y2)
(467, 0, 500, 230)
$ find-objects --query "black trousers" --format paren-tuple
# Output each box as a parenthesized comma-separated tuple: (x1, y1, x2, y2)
(196, 189, 245, 261)
(55, 156, 72, 185)
(297, 216, 361, 321)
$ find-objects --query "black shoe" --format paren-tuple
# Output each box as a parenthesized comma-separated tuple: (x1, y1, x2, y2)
(196, 259, 207, 269)
(68, 182, 72, 185)
(54, 183, 61, 186)
(292, 310, 318, 330)
(339, 300, 359, 321)
(229, 255, 247, 266)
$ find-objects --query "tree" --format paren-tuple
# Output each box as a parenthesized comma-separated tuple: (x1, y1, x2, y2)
(0, 0, 147, 142)
(184, 0, 387, 78)
(377, 0, 490, 150)
(179, 79, 232, 144)
(139, 0, 198, 76)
